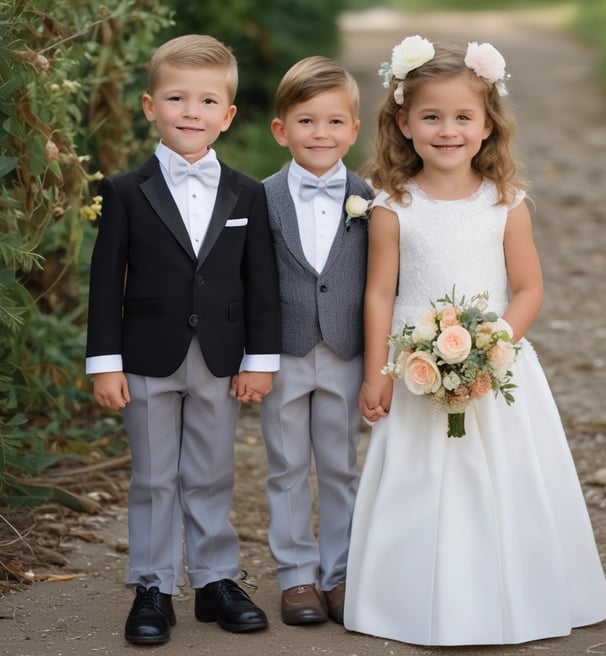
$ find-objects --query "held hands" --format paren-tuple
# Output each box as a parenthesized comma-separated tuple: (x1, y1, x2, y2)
(359, 377, 393, 424)
(93, 372, 130, 409)
(230, 371, 273, 404)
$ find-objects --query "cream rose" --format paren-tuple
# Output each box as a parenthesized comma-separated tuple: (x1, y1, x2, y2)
(435, 325, 472, 364)
(404, 351, 441, 395)
(344, 195, 370, 217)
(470, 373, 492, 399)
(474, 323, 493, 349)
(391, 35, 435, 80)
(411, 308, 437, 343)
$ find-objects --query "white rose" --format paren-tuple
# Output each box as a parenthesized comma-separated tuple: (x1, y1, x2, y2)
(411, 308, 437, 343)
(491, 317, 514, 339)
(345, 195, 370, 217)
(391, 35, 435, 79)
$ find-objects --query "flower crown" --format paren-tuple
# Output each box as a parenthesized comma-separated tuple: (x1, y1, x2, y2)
(378, 35, 509, 105)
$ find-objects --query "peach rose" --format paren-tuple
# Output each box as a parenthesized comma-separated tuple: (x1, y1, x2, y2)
(435, 325, 472, 364)
(404, 351, 441, 395)
(439, 306, 459, 330)
(470, 373, 492, 399)
(488, 341, 516, 371)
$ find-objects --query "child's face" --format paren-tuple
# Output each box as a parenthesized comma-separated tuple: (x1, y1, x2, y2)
(142, 64, 236, 163)
(396, 73, 492, 174)
(271, 88, 360, 177)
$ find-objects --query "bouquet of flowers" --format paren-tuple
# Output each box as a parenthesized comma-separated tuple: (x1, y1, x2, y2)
(382, 288, 519, 437)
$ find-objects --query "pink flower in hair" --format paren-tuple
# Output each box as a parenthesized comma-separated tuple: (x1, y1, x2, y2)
(465, 42, 509, 95)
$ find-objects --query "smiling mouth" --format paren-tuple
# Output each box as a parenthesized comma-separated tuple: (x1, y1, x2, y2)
(433, 144, 462, 151)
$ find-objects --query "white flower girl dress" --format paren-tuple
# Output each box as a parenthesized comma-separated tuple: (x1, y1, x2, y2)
(344, 181, 606, 646)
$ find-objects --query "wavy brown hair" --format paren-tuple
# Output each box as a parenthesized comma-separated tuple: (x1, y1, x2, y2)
(363, 42, 526, 205)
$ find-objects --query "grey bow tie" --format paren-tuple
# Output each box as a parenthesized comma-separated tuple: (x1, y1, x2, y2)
(168, 156, 220, 187)
(299, 176, 346, 202)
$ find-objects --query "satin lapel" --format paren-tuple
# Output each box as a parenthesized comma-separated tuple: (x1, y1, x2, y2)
(139, 162, 197, 261)
(196, 164, 238, 267)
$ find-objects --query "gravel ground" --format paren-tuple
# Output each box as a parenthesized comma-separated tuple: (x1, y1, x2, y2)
(2, 7, 606, 656)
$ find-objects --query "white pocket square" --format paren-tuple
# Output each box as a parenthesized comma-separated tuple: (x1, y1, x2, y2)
(225, 218, 248, 227)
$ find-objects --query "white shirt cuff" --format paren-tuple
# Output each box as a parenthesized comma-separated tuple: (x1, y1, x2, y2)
(86, 354, 123, 375)
(241, 353, 280, 372)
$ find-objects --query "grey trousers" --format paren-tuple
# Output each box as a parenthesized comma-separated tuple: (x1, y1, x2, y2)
(261, 343, 363, 591)
(124, 338, 240, 595)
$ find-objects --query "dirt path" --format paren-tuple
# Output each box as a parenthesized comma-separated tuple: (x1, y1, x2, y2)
(3, 8, 606, 656)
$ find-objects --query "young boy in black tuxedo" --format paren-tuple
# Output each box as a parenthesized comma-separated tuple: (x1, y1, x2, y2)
(86, 34, 280, 645)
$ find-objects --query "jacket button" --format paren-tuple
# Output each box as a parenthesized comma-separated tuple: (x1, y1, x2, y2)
(194, 275, 205, 286)
(188, 314, 199, 327)
(319, 284, 328, 292)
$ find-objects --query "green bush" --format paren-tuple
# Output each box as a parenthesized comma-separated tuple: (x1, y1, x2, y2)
(0, 0, 172, 505)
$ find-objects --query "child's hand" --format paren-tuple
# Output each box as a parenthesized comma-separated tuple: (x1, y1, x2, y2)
(359, 378, 393, 423)
(230, 371, 273, 404)
(93, 372, 130, 409)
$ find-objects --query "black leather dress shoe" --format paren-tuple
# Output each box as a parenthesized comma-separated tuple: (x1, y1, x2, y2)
(124, 585, 176, 645)
(195, 579, 268, 632)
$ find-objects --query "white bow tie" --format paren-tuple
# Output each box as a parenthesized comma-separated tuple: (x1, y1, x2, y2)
(299, 176, 346, 202)
(168, 156, 220, 187)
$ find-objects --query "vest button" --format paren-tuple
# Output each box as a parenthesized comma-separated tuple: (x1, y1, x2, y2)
(188, 314, 199, 327)
(194, 275, 205, 285)
(319, 285, 328, 292)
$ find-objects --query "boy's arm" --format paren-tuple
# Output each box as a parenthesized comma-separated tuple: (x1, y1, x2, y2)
(241, 183, 281, 359)
(86, 177, 129, 364)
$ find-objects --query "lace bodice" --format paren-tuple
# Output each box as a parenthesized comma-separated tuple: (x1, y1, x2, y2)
(373, 181, 523, 325)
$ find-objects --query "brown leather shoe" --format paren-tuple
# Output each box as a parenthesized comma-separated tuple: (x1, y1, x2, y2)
(281, 584, 328, 625)
(324, 582, 345, 624)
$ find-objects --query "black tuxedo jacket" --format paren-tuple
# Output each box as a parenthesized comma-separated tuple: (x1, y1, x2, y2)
(86, 155, 281, 378)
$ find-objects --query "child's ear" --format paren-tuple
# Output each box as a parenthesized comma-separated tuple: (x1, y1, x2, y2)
(141, 93, 155, 122)
(395, 110, 412, 139)
(271, 118, 289, 147)
(482, 117, 493, 140)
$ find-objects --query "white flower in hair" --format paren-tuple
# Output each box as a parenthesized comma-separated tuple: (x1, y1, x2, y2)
(465, 42, 509, 95)
(391, 35, 435, 80)
(377, 35, 435, 104)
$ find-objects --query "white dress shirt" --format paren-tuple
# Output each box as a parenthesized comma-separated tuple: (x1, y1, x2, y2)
(287, 160, 346, 273)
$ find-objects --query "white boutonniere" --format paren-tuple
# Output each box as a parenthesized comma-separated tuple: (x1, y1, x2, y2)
(344, 195, 371, 231)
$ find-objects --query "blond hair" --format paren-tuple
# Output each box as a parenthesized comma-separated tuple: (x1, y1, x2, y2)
(147, 34, 238, 102)
(365, 42, 525, 205)
(275, 56, 360, 118)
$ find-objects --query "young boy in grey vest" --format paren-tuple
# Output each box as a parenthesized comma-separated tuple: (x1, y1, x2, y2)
(261, 56, 373, 626)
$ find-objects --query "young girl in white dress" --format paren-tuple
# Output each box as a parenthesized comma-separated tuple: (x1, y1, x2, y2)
(344, 36, 606, 646)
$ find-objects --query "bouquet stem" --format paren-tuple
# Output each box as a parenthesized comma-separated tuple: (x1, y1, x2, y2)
(447, 412, 466, 438)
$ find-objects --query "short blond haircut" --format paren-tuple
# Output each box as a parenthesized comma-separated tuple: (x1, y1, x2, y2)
(147, 34, 238, 102)
(275, 56, 360, 119)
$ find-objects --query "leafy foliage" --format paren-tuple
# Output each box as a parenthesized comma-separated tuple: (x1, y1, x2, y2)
(0, 0, 171, 505)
